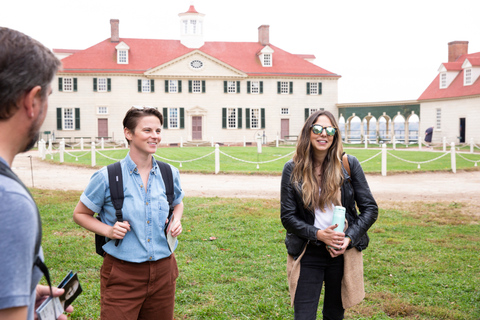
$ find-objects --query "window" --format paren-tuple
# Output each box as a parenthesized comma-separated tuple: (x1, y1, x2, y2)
(183, 20, 188, 34)
(169, 108, 179, 129)
(118, 50, 128, 64)
(436, 108, 441, 130)
(97, 106, 108, 114)
(189, 80, 205, 93)
(440, 73, 447, 88)
(465, 68, 472, 85)
(250, 108, 260, 129)
(246, 108, 265, 129)
(307, 82, 322, 95)
(304, 108, 324, 121)
(58, 77, 77, 92)
(64, 108, 74, 130)
(98, 78, 107, 92)
(281, 108, 289, 115)
(247, 81, 263, 94)
(57, 108, 80, 130)
(278, 81, 293, 94)
(165, 80, 182, 93)
(224, 81, 240, 93)
(263, 54, 272, 66)
(227, 108, 237, 129)
(94, 78, 111, 92)
(138, 79, 155, 93)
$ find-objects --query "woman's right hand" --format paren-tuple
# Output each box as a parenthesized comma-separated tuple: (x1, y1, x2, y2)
(316, 224, 345, 249)
(109, 221, 131, 239)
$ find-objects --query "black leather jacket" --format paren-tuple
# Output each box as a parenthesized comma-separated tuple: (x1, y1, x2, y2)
(280, 155, 378, 259)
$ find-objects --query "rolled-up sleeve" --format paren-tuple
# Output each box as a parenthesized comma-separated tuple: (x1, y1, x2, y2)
(80, 169, 108, 213)
(171, 165, 184, 206)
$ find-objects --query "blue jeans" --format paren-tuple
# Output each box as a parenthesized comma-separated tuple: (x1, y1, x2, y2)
(294, 243, 344, 320)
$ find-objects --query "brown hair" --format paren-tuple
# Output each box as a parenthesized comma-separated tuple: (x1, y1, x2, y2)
(0, 27, 61, 120)
(123, 107, 164, 145)
(291, 110, 344, 211)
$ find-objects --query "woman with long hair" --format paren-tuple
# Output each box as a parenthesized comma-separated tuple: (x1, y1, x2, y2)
(73, 107, 184, 320)
(281, 110, 378, 319)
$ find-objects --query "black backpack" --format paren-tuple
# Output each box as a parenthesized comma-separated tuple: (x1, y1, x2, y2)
(0, 161, 54, 297)
(95, 160, 174, 256)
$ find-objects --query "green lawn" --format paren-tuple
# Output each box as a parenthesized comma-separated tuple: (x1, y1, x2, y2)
(36, 189, 480, 319)
(46, 146, 480, 174)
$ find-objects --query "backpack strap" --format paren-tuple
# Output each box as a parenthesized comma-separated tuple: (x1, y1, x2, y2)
(0, 161, 54, 301)
(342, 153, 351, 180)
(107, 162, 124, 247)
(157, 161, 175, 229)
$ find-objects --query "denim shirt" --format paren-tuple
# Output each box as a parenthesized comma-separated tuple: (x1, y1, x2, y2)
(80, 153, 184, 263)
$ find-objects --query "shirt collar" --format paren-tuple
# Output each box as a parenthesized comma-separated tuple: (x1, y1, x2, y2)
(124, 152, 158, 175)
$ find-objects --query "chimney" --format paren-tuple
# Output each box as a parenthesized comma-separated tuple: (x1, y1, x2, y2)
(258, 25, 270, 46)
(110, 19, 119, 43)
(448, 41, 468, 62)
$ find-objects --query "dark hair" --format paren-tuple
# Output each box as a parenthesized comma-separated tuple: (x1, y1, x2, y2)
(123, 107, 164, 145)
(292, 110, 344, 210)
(0, 27, 61, 120)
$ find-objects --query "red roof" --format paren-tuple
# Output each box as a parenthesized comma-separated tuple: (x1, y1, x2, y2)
(441, 62, 462, 71)
(57, 38, 339, 78)
(184, 5, 199, 14)
(418, 52, 480, 100)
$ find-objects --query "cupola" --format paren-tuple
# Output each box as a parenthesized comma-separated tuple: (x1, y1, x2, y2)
(179, 5, 205, 49)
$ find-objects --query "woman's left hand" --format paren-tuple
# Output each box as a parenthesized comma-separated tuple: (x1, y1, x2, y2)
(327, 237, 351, 258)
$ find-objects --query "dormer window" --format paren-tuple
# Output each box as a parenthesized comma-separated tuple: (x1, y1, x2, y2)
(464, 68, 472, 85)
(115, 41, 130, 64)
(263, 54, 272, 66)
(440, 73, 447, 89)
(259, 45, 274, 67)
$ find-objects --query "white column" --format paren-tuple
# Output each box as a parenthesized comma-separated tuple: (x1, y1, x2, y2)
(91, 142, 96, 167)
(381, 144, 387, 177)
(215, 144, 220, 174)
(450, 142, 456, 173)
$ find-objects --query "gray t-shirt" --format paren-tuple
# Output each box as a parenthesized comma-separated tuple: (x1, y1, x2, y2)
(0, 157, 43, 320)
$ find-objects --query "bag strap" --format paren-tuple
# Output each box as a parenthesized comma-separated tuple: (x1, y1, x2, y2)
(107, 162, 124, 246)
(0, 161, 54, 300)
(342, 153, 351, 179)
(157, 161, 174, 220)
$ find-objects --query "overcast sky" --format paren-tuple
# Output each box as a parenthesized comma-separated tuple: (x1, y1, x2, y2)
(2, 0, 480, 103)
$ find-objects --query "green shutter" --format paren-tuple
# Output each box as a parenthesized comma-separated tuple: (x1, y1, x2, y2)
(138, 79, 142, 92)
(202, 80, 206, 93)
(58, 78, 63, 91)
(107, 78, 111, 92)
(289, 82, 293, 94)
(319, 82, 322, 94)
(306, 82, 310, 95)
(224, 81, 227, 93)
(237, 108, 242, 129)
(260, 81, 263, 94)
(305, 108, 309, 121)
(150, 79, 155, 93)
(247, 81, 251, 94)
(56, 108, 62, 129)
(246, 108, 250, 129)
(163, 108, 168, 129)
(236, 81, 240, 94)
(261, 108, 265, 129)
(93, 78, 97, 92)
(277, 81, 281, 94)
(180, 108, 185, 129)
(73, 78, 77, 92)
(188, 80, 192, 93)
(178, 80, 182, 93)
(222, 108, 227, 128)
(165, 80, 169, 93)
(75, 108, 80, 130)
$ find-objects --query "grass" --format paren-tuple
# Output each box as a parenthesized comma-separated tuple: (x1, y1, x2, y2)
(46, 146, 480, 175)
(35, 189, 480, 319)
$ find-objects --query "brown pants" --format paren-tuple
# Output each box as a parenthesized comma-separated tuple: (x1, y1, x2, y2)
(100, 254, 179, 320)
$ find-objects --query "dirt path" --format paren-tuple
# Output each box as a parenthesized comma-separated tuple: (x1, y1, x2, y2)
(10, 151, 480, 204)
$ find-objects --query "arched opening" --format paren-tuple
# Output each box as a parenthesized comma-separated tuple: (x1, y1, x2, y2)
(339, 116, 346, 142)
(349, 116, 361, 143)
(408, 114, 419, 144)
(393, 115, 406, 143)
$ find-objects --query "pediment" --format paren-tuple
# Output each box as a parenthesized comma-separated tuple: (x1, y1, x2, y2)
(115, 41, 130, 50)
(462, 59, 473, 68)
(145, 50, 247, 78)
(186, 105, 208, 115)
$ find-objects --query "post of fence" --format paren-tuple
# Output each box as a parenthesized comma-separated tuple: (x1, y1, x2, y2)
(450, 142, 456, 174)
(392, 135, 396, 150)
(443, 137, 446, 152)
(211, 137, 214, 148)
(101, 137, 105, 150)
(364, 137, 368, 149)
(40, 139, 46, 160)
(419, 139, 422, 151)
(276, 135, 279, 148)
(243, 136, 246, 147)
(91, 142, 96, 167)
(381, 144, 387, 176)
(48, 137, 52, 153)
(60, 139, 65, 163)
(79, 137, 83, 151)
(215, 144, 220, 174)
(180, 137, 183, 148)
(471, 138, 474, 153)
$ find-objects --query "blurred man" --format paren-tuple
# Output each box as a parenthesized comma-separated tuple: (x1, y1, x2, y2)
(0, 27, 72, 320)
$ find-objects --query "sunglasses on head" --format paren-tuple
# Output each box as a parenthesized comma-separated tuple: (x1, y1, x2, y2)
(310, 124, 336, 136)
